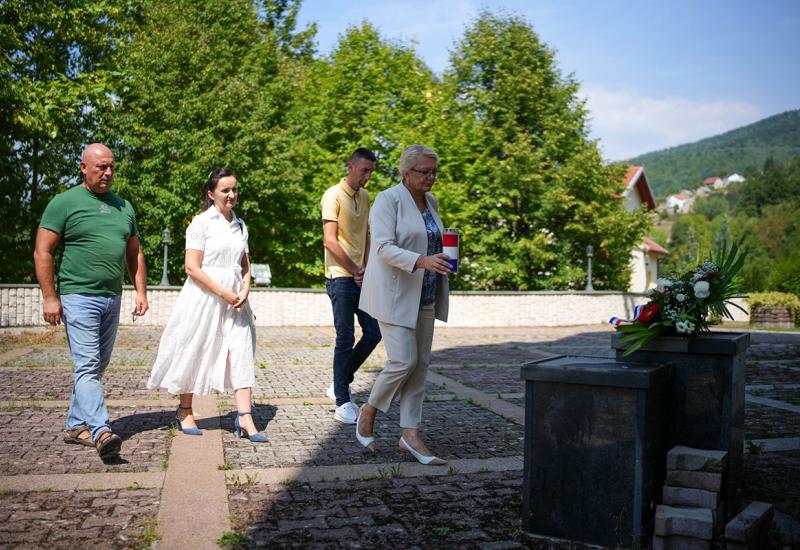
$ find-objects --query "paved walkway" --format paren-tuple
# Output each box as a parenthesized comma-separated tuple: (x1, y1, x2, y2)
(0, 325, 798, 549)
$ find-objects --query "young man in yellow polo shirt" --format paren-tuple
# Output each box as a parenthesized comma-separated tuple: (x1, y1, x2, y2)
(321, 148, 382, 424)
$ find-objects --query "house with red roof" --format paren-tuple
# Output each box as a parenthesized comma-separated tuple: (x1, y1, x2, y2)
(621, 166, 669, 292)
(667, 192, 693, 213)
(704, 176, 723, 188)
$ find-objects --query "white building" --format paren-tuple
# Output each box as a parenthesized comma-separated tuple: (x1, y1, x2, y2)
(724, 173, 745, 186)
(621, 166, 669, 292)
(667, 193, 692, 213)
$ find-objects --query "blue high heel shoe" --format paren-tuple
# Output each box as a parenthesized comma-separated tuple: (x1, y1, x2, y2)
(175, 406, 202, 436)
(235, 412, 268, 443)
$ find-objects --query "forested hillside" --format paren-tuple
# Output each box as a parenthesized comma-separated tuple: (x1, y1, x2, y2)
(662, 156, 800, 296)
(630, 110, 800, 197)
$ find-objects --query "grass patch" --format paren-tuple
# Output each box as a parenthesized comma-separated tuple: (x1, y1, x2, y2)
(377, 464, 403, 479)
(746, 440, 765, 455)
(279, 478, 301, 487)
(218, 462, 233, 471)
(161, 425, 176, 470)
(120, 514, 159, 549)
(217, 531, 247, 549)
(229, 473, 260, 488)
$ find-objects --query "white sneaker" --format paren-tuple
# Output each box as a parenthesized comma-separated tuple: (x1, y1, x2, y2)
(334, 401, 359, 424)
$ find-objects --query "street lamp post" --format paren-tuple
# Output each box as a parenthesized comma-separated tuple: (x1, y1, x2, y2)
(585, 244, 595, 291)
(160, 228, 171, 287)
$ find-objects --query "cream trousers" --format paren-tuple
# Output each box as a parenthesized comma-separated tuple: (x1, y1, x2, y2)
(367, 305, 435, 429)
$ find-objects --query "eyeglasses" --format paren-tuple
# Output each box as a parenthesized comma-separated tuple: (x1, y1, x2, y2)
(410, 168, 438, 179)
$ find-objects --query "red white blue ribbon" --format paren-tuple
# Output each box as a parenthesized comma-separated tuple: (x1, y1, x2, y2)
(609, 304, 644, 327)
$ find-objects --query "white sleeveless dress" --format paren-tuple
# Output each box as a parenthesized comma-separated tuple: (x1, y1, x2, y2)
(147, 206, 256, 395)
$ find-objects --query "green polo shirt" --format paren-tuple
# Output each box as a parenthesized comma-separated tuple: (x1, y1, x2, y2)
(39, 185, 139, 296)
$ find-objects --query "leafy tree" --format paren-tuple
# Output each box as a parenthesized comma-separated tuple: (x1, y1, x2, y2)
(301, 22, 436, 190)
(431, 12, 650, 290)
(769, 251, 800, 297)
(0, 0, 128, 282)
(99, 0, 318, 286)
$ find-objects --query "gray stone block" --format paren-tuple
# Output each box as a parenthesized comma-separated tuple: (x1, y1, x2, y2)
(662, 485, 720, 508)
(652, 534, 711, 550)
(725, 501, 774, 548)
(667, 446, 728, 473)
(654, 505, 714, 539)
(666, 469, 723, 492)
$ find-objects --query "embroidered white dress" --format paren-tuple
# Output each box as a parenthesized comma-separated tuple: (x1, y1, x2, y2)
(147, 206, 256, 395)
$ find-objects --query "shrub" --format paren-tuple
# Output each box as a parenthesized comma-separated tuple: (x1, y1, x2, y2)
(746, 292, 800, 325)
(768, 251, 800, 297)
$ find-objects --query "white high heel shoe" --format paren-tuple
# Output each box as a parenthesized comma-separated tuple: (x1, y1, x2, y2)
(355, 406, 376, 451)
(399, 436, 447, 466)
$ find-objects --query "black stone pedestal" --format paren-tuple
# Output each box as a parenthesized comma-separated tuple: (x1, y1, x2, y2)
(520, 356, 671, 549)
(611, 332, 750, 519)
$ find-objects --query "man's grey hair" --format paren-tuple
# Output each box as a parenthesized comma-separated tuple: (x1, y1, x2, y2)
(398, 144, 439, 178)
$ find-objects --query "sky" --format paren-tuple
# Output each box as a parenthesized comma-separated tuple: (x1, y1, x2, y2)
(296, 0, 800, 161)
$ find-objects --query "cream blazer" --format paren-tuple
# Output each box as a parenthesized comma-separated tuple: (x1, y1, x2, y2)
(359, 183, 450, 329)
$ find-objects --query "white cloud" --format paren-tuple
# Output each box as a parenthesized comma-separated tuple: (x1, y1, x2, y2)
(581, 85, 762, 160)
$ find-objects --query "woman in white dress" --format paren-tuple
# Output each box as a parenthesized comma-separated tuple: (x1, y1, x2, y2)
(148, 168, 266, 442)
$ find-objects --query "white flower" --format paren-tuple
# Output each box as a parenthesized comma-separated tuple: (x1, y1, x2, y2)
(676, 293, 686, 302)
(675, 320, 696, 334)
(693, 280, 710, 299)
(656, 278, 673, 291)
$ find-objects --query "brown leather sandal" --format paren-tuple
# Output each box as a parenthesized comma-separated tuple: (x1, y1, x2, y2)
(95, 430, 122, 459)
(64, 425, 94, 448)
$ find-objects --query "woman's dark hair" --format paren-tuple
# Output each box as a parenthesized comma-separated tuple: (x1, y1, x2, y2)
(203, 167, 237, 209)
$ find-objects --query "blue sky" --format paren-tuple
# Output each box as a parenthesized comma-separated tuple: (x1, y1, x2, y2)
(296, 0, 800, 160)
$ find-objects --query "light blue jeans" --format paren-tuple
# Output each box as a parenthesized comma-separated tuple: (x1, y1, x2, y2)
(61, 293, 121, 440)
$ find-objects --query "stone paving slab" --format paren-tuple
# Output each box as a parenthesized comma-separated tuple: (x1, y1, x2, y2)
(253, 365, 452, 400)
(221, 400, 524, 469)
(0, 406, 173, 475)
(2, 348, 158, 369)
(0, 471, 164, 492)
(227, 470, 591, 549)
(0, 487, 160, 550)
(256, 346, 385, 367)
(0, 327, 64, 356)
(766, 386, 800, 406)
(743, 450, 800, 521)
(746, 342, 800, 360)
(229, 456, 524, 485)
(433, 364, 526, 394)
(745, 403, 800, 439)
(746, 360, 800, 386)
(0, 367, 172, 401)
(431, 342, 561, 366)
(255, 326, 337, 348)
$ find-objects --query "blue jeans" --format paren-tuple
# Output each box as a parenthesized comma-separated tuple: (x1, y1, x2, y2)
(61, 293, 121, 440)
(326, 277, 381, 406)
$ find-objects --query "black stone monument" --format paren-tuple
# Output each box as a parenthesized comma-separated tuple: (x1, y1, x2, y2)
(611, 331, 750, 518)
(520, 356, 671, 548)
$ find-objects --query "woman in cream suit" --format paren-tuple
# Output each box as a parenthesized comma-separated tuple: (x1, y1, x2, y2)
(356, 144, 452, 465)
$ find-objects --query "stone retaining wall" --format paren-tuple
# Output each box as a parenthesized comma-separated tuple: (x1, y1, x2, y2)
(0, 285, 749, 328)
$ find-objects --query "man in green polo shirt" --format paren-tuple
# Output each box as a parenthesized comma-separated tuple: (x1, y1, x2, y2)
(34, 143, 149, 460)
(321, 148, 382, 424)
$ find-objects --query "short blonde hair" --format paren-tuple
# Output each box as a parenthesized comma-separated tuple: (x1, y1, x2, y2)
(398, 144, 439, 178)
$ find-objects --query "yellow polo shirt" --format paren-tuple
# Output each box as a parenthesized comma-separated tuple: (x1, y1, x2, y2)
(321, 178, 371, 278)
